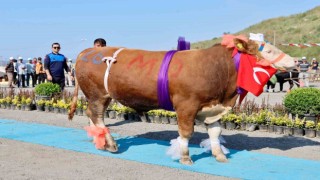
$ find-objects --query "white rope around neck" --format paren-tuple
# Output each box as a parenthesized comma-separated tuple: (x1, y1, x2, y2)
(102, 48, 125, 92)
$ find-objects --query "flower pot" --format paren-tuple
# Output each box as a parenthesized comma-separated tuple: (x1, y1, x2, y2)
(283, 127, 293, 136)
(128, 113, 135, 121)
(258, 124, 268, 132)
(25, 104, 32, 111)
(304, 129, 316, 138)
(317, 131, 320, 138)
(116, 113, 125, 120)
(239, 122, 246, 131)
(268, 125, 275, 133)
(154, 115, 161, 124)
(53, 107, 60, 114)
(293, 128, 304, 137)
(108, 110, 116, 119)
(169, 117, 177, 125)
(76, 108, 83, 116)
(134, 113, 141, 121)
(161, 116, 169, 124)
(220, 121, 226, 129)
(246, 123, 257, 132)
(140, 113, 149, 123)
(36, 105, 44, 111)
(21, 104, 26, 111)
(303, 114, 317, 122)
(11, 104, 16, 110)
(226, 122, 236, 130)
(274, 126, 284, 134)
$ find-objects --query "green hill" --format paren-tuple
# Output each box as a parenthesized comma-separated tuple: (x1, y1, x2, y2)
(191, 6, 320, 60)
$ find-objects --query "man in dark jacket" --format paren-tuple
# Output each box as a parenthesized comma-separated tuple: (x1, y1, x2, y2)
(44, 42, 73, 91)
(5, 57, 15, 88)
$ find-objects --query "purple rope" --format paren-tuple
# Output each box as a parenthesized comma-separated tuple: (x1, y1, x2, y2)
(157, 37, 190, 111)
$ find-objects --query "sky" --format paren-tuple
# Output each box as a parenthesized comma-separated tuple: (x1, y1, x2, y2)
(0, 0, 319, 61)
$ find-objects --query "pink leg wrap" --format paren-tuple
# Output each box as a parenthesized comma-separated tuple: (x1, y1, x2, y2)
(84, 126, 110, 149)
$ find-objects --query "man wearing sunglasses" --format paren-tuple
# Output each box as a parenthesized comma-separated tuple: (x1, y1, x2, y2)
(44, 42, 73, 91)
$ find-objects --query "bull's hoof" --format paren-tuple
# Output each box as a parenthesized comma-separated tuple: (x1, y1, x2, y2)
(215, 154, 228, 163)
(106, 143, 118, 153)
(179, 157, 193, 165)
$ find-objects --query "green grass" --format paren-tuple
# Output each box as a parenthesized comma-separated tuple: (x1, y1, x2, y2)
(191, 6, 320, 60)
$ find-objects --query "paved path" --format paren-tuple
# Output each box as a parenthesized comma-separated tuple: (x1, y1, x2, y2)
(0, 109, 320, 179)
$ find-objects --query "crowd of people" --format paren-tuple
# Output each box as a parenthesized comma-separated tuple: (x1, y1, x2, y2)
(266, 56, 319, 92)
(4, 38, 107, 91)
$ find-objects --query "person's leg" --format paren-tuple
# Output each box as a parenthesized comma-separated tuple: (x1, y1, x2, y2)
(7, 72, 13, 87)
(26, 73, 30, 87)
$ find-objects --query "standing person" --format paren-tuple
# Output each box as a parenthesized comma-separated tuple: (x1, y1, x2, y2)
(5, 57, 15, 88)
(17, 57, 26, 88)
(13, 58, 18, 85)
(26, 58, 36, 87)
(298, 56, 311, 87)
(65, 59, 73, 87)
(44, 42, 73, 91)
(93, 38, 107, 47)
(311, 57, 318, 81)
(36, 58, 46, 84)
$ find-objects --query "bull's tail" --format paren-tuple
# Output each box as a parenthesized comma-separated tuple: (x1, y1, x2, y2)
(68, 78, 79, 121)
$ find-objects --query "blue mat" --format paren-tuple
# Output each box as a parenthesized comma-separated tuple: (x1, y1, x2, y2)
(0, 119, 319, 179)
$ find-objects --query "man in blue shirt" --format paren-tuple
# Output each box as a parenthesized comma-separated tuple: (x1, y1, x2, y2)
(44, 42, 73, 91)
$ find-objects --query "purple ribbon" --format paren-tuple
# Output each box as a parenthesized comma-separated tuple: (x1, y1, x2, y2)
(157, 50, 177, 111)
(233, 51, 245, 94)
(157, 37, 190, 111)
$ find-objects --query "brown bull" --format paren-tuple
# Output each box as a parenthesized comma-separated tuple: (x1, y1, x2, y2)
(69, 35, 295, 164)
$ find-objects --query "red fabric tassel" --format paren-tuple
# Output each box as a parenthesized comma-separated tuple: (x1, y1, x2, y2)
(84, 126, 110, 149)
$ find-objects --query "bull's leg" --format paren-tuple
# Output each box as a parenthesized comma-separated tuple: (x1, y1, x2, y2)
(207, 122, 228, 162)
(175, 106, 198, 165)
(86, 97, 118, 152)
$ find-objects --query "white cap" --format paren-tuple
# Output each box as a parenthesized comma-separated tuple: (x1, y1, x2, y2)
(68, 58, 72, 62)
(312, 57, 316, 60)
(302, 56, 306, 60)
(249, 33, 264, 42)
(27, 57, 32, 61)
(18, 56, 23, 60)
(9, 57, 14, 60)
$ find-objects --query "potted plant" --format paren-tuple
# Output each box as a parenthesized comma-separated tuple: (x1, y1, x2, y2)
(293, 116, 305, 137)
(224, 113, 238, 130)
(246, 113, 257, 132)
(283, 118, 294, 136)
(153, 110, 162, 124)
(273, 115, 286, 135)
(44, 100, 53, 112)
(5, 96, 12, 110)
(168, 111, 177, 125)
(20, 97, 27, 111)
(35, 82, 61, 101)
(52, 103, 59, 113)
(284, 88, 320, 121)
(25, 97, 33, 111)
(160, 110, 169, 124)
(316, 122, 320, 138)
(147, 110, 155, 123)
(36, 99, 45, 111)
(304, 120, 316, 138)
(11, 97, 19, 110)
(76, 100, 83, 116)
(256, 109, 269, 132)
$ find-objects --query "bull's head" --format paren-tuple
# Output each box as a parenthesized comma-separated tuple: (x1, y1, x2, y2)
(223, 33, 296, 71)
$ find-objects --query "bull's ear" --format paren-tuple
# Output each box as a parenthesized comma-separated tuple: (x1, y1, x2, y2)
(233, 38, 248, 52)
